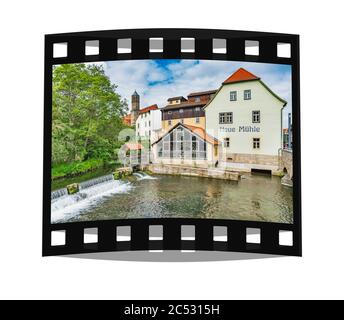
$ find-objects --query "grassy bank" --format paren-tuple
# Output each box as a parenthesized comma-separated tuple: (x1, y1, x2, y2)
(52, 159, 105, 180)
(51, 159, 122, 191)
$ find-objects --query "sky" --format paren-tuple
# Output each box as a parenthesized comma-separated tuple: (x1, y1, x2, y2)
(98, 59, 292, 127)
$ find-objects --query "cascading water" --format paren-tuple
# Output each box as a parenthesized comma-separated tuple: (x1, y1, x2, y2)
(133, 172, 157, 180)
(79, 174, 114, 190)
(51, 174, 132, 224)
(51, 172, 157, 223)
(51, 188, 68, 200)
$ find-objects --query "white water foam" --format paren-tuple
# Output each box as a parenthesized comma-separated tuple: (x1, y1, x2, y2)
(133, 172, 157, 181)
(51, 179, 132, 223)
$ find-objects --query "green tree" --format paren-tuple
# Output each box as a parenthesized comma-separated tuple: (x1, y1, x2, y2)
(52, 63, 128, 168)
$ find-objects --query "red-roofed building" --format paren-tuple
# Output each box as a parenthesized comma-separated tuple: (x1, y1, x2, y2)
(122, 114, 132, 126)
(161, 89, 217, 131)
(222, 68, 260, 84)
(139, 104, 158, 114)
(135, 103, 162, 144)
(204, 68, 287, 173)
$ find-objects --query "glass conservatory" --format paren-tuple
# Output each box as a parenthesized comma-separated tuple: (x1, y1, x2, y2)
(156, 125, 207, 160)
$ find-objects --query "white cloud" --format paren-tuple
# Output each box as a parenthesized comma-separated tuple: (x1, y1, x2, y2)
(100, 59, 292, 127)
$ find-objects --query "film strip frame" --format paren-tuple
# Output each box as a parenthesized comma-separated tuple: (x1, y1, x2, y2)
(43, 28, 301, 257)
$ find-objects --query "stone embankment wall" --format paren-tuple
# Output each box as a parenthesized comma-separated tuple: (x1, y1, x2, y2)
(280, 149, 293, 187)
(148, 164, 240, 181)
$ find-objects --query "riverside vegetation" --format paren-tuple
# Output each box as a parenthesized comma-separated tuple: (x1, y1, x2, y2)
(52, 63, 130, 189)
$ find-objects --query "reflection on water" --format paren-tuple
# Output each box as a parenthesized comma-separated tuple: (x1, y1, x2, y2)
(58, 173, 293, 224)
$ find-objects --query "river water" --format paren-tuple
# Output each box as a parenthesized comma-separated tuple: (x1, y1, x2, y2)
(51, 172, 293, 224)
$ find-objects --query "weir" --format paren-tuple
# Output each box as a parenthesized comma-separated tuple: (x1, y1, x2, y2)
(51, 188, 68, 200)
(50, 171, 156, 223)
(79, 174, 114, 190)
(133, 172, 156, 180)
(51, 177, 131, 223)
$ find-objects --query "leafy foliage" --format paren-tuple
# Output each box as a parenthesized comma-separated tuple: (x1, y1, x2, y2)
(52, 63, 129, 178)
(51, 159, 104, 180)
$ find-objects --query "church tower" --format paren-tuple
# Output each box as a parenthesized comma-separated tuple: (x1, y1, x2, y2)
(131, 90, 140, 125)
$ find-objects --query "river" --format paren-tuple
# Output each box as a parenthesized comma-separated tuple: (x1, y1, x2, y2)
(51, 172, 293, 224)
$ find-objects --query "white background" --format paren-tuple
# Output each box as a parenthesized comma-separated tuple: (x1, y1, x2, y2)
(1, 0, 343, 300)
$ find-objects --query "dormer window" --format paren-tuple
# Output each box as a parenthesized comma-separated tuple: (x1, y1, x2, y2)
(168, 111, 172, 114)
(195, 97, 201, 102)
(179, 109, 184, 113)
(195, 107, 200, 112)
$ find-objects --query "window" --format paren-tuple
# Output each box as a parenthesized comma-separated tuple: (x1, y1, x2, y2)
(195, 107, 200, 112)
(179, 109, 184, 113)
(195, 117, 200, 124)
(145, 122, 147, 127)
(149, 120, 151, 127)
(253, 138, 260, 149)
(149, 130, 151, 136)
(230, 91, 237, 101)
(168, 120, 172, 126)
(224, 137, 230, 148)
(137, 123, 140, 129)
(244, 90, 251, 100)
(192, 136, 197, 159)
(219, 112, 233, 124)
(181, 119, 184, 124)
(168, 111, 172, 114)
(195, 97, 200, 102)
(252, 110, 260, 123)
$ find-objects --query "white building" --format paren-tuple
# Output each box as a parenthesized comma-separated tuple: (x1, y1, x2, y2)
(135, 104, 162, 144)
(204, 68, 287, 174)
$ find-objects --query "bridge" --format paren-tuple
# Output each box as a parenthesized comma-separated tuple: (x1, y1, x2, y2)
(280, 149, 293, 187)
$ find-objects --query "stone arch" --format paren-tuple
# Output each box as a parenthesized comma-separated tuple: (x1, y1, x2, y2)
(281, 150, 293, 187)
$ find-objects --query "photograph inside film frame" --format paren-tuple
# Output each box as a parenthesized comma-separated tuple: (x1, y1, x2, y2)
(51, 59, 293, 225)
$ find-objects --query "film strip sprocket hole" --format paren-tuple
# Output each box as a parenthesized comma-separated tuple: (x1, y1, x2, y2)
(44, 29, 301, 257)
(51, 35, 293, 62)
(48, 220, 298, 256)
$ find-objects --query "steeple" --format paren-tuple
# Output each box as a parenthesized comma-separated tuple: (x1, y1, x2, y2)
(131, 90, 140, 125)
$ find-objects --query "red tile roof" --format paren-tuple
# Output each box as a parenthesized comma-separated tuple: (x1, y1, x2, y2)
(222, 68, 260, 84)
(123, 142, 143, 150)
(122, 114, 132, 125)
(139, 104, 158, 114)
(183, 124, 219, 145)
